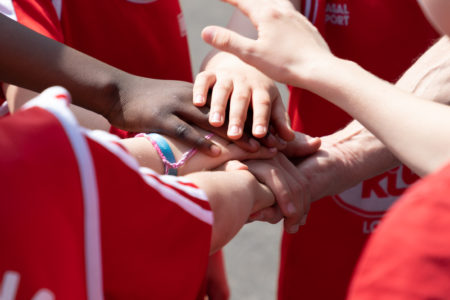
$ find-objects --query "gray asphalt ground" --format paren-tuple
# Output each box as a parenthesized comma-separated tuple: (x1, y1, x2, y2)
(179, 1, 287, 299)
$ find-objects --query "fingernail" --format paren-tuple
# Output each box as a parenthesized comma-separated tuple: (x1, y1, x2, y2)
(202, 27, 217, 42)
(211, 112, 222, 124)
(287, 203, 296, 215)
(228, 125, 240, 136)
(210, 144, 221, 156)
(254, 125, 266, 136)
(269, 147, 278, 153)
(288, 224, 300, 234)
(194, 94, 204, 105)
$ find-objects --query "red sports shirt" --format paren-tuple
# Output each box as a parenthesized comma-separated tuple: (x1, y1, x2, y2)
(0, 87, 212, 299)
(0, 0, 193, 119)
(348, 162, 450, 300)
(279, 1, 439, 299)
(0, 0, 192, 81)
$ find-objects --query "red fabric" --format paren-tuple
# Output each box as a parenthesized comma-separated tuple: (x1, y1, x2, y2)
(347, 163, 450, 300)
(6, 0, 192, 81)
(2, 0, 193, 134)
(279, 1, 439, 299)
(0, 95, 212, 299)
(0, 108, 87, 300)
(197, 250, 230, 300)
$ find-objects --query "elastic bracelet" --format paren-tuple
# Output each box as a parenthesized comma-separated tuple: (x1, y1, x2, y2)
(136, 133, 214, 176)
(136, 133, 178, 175)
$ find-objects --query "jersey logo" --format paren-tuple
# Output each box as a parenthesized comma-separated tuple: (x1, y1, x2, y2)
(333, 165, 419, 218)
(325, 2, 350, 26)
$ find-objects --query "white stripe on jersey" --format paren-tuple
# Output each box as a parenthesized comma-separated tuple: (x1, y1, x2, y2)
(304, 0, 312, 20)
(312, 0, 319, 24)
(147, 170, 208, 201)
(141, 172, 214, 225)
(0, 0, 17, 21)
(51, 0, 62, 20)
(85, 127, 212, 224)
(24, 87, 105, 300)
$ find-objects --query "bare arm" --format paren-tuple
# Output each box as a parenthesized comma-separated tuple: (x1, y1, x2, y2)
(0, 13, 224, 155)
(201, 0, 450, 176)
(186, 163, 274, 253)
(286, 37, 450, 201)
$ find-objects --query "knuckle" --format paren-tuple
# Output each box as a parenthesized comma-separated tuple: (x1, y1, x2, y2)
(174, 124, 190, 138)
(233, 94, 251, 104)
(213, 30, 232, 49)
(260, 8, 283, 20)
(195, 136, 210, 149)
(196, 71, 214, 82)
(214, 80, 233, 92)
(255, 97, 271, 108)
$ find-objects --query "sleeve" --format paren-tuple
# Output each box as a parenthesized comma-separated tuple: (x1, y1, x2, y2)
(0, 87, 213, 299)
(0, 0, 63, 41)
(87, 136, 213, 300)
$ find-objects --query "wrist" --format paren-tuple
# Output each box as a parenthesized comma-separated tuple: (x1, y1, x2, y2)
(97, 70, 129, 128)
(295, 55, 348, 91)
(306, 129, 400, 200)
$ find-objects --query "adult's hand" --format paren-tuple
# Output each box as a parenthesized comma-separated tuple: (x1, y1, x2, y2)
(193, 51, 294, 141)
(245, 153, 309, 234)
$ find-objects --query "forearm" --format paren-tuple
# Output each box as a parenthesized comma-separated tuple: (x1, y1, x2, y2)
(0, 14, 123, 118)
(298, 121, 399, 201)
(305, 57, 450, 176)
(119, 131, 276, 175)
(186, 170, 273, 253)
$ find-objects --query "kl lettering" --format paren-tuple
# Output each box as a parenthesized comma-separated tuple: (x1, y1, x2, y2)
(325, 3, 350, 26)
(0, 271, 54, 300)
(362, 167, 419, 198)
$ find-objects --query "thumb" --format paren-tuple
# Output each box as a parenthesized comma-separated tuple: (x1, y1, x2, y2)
(202, 26, 255, 60)
(215, 160, 249, 172)
(284, 132, 321, 157)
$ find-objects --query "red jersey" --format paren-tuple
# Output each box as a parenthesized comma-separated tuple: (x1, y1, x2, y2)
(0, 0, 192, 81)
(279, 1, 440, 299)
(0, 87, 212, 299)
(0, 0, 193, 112)
(347, 162, 450, 300)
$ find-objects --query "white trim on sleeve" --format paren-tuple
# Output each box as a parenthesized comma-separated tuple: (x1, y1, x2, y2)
(0, 0, 17, 21)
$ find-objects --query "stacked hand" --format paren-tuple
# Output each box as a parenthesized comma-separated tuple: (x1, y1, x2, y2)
(201, 0, 332, 88)
(108, 76, 266, 156)
(244, 132, 321, 233)
(193, 52, 294, 142)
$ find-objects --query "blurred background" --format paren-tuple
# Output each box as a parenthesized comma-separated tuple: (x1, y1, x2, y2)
(179, 1, 288, 299)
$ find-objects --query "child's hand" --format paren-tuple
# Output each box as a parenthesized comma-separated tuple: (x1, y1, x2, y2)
(201, 0, 332, 88)
(193, 52, 294, 142)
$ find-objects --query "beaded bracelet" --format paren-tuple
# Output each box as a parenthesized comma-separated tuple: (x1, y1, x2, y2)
(136, 133, 214, 176)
